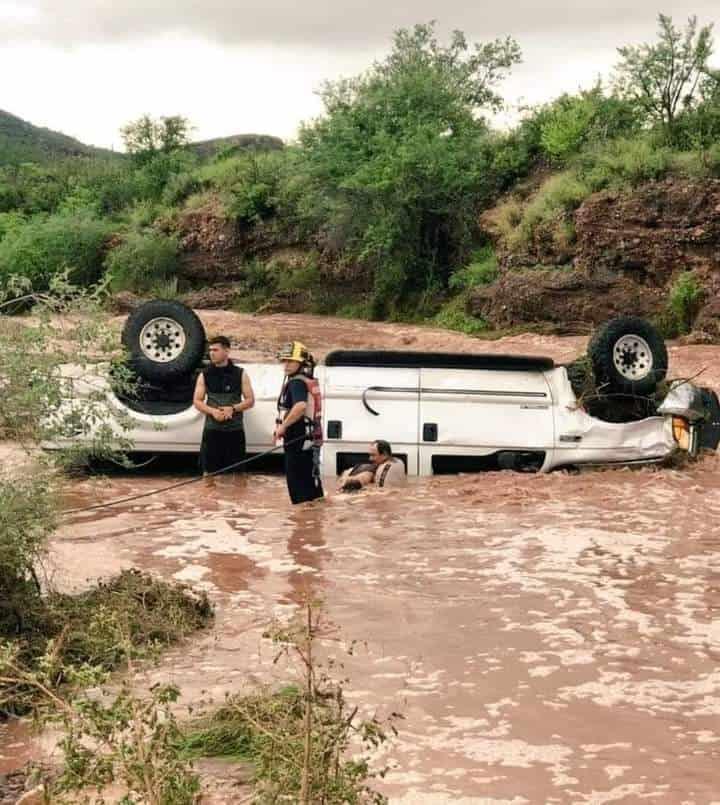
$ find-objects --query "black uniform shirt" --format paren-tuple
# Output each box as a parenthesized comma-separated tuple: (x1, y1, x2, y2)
(280, 376, 308, 450)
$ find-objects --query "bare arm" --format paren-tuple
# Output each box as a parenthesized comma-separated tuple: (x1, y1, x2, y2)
(283, 400, 307, 428)
(234, 372, 255, 413)
(193, 373, 223, 420)
(339, 470, 375, 492)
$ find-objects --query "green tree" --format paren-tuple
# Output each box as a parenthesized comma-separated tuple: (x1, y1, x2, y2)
(0, 214, 111, 291)
(297, 23, 521, 317)
(105, 230, 179, 293)
(121, 115, 192, 162)
(538, 85, 641, 162)
(614, 14, 715, 136)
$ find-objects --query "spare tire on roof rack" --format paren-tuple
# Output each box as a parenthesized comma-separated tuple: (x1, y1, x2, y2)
(121, 300, 206, 384)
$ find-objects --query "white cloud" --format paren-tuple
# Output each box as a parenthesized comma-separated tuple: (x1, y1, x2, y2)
(5, 1, 718, 46)
(0, 2, 717, 148)
(0, 1, 39, 22)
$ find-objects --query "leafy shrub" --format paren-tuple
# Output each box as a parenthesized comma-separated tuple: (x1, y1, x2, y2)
(162, 171, 202, 206)
(0, 158, 142, 217)
(0, 211, 25, 241)
(1, 570, 212, 716)
(538, 88, 641, 163)
(194, 151, 284, 224)
(541, 96, 598, 161)
(0, 163, 69, 214)
(276, 262, 321, 293)
(535, 172, 591, 211)
(336, 300, 373, 319)
(434, 294, 487, 334)
(125, 199, 166, 230)
(50, 681, 201, 805)
(231, 259, 278, 311)
(193, 156, 244, 188)
(449, 245, 498, 291)
(74, 159, 143, 214)
(489, 126, 541, 190)
(577, 137, 673, 190)
(0, 214, 111, 291)
(0, 181, 22, 213)
(105, 230, 179, 293)
(668, 271, 704, 334)
(231, 179, 277, 223)
(673, 99, 720, 150)
(0, 476, 55, 640)
(182, 604, 395, 805)
(133, 151, 197, 202)
(56, 185, 103, 217)
(670, 144, 720, 179)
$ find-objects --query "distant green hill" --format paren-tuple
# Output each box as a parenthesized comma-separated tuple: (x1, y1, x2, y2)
(0, 109, 118, 165)
(190, 133, 284, 159)
(0, 110, 284, 167)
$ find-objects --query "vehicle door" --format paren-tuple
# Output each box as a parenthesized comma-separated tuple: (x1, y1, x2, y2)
(322, 366, 420, 476)
(418, 368, 554, 474)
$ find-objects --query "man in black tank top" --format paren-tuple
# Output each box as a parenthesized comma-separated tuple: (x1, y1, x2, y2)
(193, 335, 255, 474)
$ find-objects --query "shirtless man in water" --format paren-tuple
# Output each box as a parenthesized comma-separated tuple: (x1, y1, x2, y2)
(338, 440, 405, 492)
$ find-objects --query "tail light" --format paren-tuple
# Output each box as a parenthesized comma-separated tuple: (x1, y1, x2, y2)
(672, 417, 691, 451)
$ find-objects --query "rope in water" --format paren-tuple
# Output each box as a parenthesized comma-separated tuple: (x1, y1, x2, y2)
(60, 434, 307, 517)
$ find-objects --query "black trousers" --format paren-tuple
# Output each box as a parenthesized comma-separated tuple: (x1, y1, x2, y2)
(200, 428, 246, 474)
(284, 448, 324, 504)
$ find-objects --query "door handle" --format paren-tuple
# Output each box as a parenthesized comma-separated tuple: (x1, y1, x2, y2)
(423, 423, 438, 442)
(361, 386, 420, 416)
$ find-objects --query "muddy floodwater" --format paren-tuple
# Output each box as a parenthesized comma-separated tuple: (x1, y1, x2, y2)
(2, 321, 720, 804)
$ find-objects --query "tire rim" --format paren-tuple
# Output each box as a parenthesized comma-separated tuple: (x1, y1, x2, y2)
(613, 334, 654, 381)
(139, 317, 187, 363)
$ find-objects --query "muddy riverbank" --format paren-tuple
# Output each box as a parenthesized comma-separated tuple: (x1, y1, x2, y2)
(2, 322, 720, 803)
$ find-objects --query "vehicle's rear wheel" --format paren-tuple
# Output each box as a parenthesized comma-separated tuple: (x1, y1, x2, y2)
(121, 300, 206, 383)
(588, 316, 668, 396)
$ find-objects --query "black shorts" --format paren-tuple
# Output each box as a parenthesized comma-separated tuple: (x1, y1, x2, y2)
(200, 428, 246, 474)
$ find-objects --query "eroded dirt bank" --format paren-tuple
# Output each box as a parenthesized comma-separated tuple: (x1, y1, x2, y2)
(2, 323, 720, 804)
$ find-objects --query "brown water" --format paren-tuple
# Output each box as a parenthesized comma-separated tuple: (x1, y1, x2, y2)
(3, 324, 720, 804)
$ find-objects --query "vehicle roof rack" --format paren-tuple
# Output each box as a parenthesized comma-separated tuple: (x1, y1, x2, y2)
(324, 350, 554, 371)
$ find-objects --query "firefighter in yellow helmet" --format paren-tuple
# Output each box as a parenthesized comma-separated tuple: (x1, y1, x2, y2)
(274, 341, 324, 504)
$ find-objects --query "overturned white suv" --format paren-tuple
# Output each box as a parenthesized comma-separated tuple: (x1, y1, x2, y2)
(45, 300, 720, 475)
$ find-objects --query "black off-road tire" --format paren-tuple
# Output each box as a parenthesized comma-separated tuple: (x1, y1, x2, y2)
(121, 300, 206, 384)
(589, 316, 668, 396)
(115, 371, 200, 416)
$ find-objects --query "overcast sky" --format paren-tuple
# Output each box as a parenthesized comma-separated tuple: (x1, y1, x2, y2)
(1, 1, 718, 150)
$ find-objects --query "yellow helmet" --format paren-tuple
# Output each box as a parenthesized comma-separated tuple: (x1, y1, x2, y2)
(277, 341, 313, 364)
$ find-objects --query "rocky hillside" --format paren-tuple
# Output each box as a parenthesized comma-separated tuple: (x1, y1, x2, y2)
(472, 179, 720, 341)
(110, 177, 719, 345)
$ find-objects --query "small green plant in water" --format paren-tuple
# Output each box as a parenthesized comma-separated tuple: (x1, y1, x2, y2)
(435, 295, 488, 335)
(184, 602, 400, 804)
(0, 641, 201, 805)
(0, 569, 213, 716)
